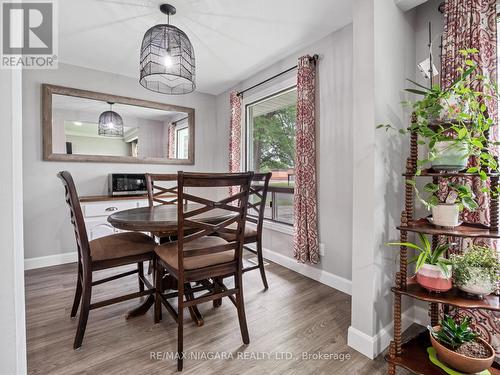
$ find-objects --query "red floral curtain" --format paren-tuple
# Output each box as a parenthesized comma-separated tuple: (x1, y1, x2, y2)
(167, 123, 176, 158)
(229, 91, 242, 195)
(440, 0, 499, 357)
(293, 55, 319, 264)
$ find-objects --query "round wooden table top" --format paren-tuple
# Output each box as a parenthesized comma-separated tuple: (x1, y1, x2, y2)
(107, 204, 234, 233)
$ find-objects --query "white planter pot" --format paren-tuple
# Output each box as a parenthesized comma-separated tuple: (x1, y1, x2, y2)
(431, 204, 459, 227)
(455, 266, 497, 297)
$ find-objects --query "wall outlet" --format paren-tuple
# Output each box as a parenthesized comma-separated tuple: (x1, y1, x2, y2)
(319, 243, 325, 256)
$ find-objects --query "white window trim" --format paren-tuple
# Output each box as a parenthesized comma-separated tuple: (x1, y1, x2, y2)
(240, 76, 297, 233)
(246, 219, 294, 236)
(240, 75, 297, 169)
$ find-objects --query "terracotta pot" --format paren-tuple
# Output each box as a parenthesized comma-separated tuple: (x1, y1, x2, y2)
(416, 263, 452, 292)
(430, 326, 495, 374)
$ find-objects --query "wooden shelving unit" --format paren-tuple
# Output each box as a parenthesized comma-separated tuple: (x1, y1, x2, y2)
(386, 131, 500, 375)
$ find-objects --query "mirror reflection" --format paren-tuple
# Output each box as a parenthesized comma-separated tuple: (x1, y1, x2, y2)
(47, 90, 193, 162)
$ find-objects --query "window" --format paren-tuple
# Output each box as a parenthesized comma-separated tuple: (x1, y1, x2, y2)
(176, 126, 189, 159)
(245, 86, 296, 225)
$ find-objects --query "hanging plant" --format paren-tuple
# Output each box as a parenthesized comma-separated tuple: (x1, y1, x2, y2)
(377, 49, 499, 180)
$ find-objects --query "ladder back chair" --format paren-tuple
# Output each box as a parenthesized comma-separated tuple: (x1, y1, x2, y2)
(154, 171, 253, 371)
(145, 173, 179, 208)
(217, 172, 272, 289)
(57, 171, 155, 349)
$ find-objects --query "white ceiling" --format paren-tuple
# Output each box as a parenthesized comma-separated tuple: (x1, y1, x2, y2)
(58, 0, 353, 95)
(52, 94, 185, 121)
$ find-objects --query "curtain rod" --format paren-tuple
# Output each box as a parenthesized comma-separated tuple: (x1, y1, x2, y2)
(236, 54, 319, 97)
(173, 116, 188, 125)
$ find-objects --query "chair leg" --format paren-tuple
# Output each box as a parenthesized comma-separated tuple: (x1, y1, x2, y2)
(73, 270, 92, 350)
(147, 260, 153, 275)
(177, 285, 184, 371)
(154, 258, 162, 323)
(138, 262, 145, 292)
(212, 277, 223, 308)
(70, 262, 83, 318)
(235, 273, 250, 345)
(256, 240, 269, 290)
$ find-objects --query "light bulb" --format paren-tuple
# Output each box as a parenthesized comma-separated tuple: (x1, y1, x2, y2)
(106, 122, 114, 128)
(163, 53, 173, 68)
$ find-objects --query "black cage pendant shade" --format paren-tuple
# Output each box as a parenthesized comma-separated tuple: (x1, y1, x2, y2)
(140, 4, 196, 95)
(98, 102, 124, 137)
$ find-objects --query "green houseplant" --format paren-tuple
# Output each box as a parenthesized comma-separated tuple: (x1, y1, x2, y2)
(377, 49, 499, 179)
(387, 233, 452, 292)
(429, 315, 495, 373)
(407, 180, 478, 227)
(451, 246, 500, 298)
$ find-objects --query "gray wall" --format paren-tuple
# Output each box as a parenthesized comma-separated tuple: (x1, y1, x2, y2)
(215, 25, 354, 281)
(349, 0, 416, 357)
(23, 63, 222, 260)
(0, 69, 26, 373)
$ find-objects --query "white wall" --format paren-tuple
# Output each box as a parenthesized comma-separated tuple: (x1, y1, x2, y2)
(22, 63, 223, 260)
(65, 134, 130, 156)
(0, 69, 27, 374)
(348, 0, 416, 359)
(215, 25, 354, 286)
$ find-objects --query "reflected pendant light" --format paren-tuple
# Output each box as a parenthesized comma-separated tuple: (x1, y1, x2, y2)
(139, 4, 196, 95)
(98, 102, 124, 137)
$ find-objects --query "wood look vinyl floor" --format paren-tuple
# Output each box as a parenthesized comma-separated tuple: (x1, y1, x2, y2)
(25, 258, 413, 375)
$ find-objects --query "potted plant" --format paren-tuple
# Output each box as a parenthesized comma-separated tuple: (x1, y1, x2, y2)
(388, 233, 452, 292)
(451, 246, 500, 298)
(377, 49, 498, 178)
(429, 315, 495, 373)
(407, 180, 478, 227)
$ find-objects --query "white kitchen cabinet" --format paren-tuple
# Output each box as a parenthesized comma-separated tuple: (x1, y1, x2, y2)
(80, 196, 149, 241)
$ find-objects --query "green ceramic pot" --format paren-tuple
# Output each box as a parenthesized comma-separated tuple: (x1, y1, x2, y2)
(431, 141, 468, 172)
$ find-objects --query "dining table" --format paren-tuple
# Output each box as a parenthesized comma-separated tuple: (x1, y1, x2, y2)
(107, 203, 235, 325)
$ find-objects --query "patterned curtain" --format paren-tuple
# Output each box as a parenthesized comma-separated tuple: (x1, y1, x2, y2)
(229, 91, 242, 195)
(167, 123, 176, 158)
(293, 55, 319, 264)
(440, 0, 499, 357)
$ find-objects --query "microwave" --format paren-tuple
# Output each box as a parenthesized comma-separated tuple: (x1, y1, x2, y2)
(108, 174, 147, 196)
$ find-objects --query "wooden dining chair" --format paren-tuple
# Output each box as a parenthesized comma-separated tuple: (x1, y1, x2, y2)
(57, 171, 156, 349)
(145, 173, 181, 274)
(154, 171, 253, 371)
(216, 172, 272, 290)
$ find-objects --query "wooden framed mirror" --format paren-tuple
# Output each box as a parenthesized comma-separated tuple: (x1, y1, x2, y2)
(42, 84, 195, 164)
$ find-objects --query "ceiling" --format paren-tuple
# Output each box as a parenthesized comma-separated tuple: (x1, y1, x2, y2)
(52, 94, 185, 121)
(58, 0, 353, 95)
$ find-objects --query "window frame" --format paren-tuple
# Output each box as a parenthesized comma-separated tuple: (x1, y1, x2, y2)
(241, 76, 296, 227)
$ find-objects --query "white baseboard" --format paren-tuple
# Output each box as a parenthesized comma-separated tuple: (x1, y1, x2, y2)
(24, 252, 77, 270)
(256, 245, 352, 295)
(347, 304, 428, 359)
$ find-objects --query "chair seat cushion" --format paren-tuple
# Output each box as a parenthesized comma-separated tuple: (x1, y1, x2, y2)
(217, 224, 258, 242)
(155, 236, 234, 270)
(90, 232, 156, 261)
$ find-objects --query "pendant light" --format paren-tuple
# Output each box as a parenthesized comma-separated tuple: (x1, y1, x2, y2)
(98, 102, 124, 137)
(139, 4, 196, 95)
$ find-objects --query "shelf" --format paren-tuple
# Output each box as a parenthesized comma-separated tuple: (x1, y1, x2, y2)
(397, 218, 500, 239)
(392, 282, 500, 311)
(403, 168, 500, 178)
(386, 330, 500, 375)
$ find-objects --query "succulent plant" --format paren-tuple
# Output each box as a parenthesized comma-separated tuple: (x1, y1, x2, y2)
(429, 315, 478, 350)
